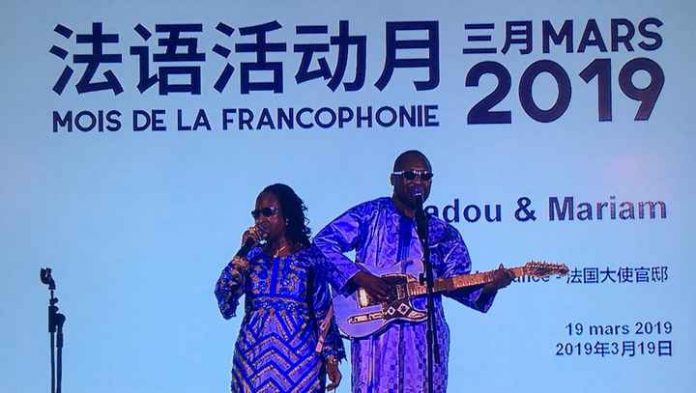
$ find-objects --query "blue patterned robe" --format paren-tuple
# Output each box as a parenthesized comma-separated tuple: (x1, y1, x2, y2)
(215, 245, 345, 393)
(314, 197, 496, 393)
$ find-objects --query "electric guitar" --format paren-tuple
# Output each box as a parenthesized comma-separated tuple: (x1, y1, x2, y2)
(332, 261, 568, 338)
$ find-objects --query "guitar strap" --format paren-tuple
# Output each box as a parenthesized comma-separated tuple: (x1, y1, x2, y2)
(315, 304, 334, 353)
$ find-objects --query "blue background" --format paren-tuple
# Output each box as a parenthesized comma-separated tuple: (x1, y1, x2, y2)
(2, 1, 695, 391)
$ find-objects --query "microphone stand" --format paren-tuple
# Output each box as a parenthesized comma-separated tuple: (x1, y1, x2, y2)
(41, 268, 66, 393)
(415, 199, 438, 393)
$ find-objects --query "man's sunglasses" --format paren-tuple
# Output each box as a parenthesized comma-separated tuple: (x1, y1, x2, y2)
(251, 206, 279, 219)
(392, 170, 434, 181)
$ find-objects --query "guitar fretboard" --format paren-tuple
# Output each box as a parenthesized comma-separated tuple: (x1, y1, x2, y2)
(406, 267, 527, 296)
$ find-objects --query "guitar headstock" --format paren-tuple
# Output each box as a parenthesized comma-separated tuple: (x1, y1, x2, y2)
(522, 261, 569, 278)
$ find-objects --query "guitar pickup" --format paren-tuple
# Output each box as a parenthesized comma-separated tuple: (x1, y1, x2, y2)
(348, 311, 384, 324)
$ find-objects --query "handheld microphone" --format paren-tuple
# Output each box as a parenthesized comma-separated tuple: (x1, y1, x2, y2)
(235, 237, 257, 257)
(235, 224, 267, 257)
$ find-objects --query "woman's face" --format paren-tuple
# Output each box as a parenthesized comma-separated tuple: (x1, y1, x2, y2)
(253, 192, 286, 242)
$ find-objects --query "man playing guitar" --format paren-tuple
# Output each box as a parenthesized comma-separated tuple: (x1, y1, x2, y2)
(314, 150, 514, 393)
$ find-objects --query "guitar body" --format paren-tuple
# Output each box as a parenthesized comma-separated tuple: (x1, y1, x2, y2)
(332, 272, 427, 338)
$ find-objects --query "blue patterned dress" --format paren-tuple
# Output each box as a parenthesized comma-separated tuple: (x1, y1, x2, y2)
(314, 197, 496, 393)
(215, 245, 345, 393)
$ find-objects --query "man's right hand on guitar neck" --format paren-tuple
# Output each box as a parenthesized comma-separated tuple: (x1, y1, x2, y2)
(352, 271, 391, 301)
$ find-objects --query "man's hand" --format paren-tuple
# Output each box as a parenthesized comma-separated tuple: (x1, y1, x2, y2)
(484, 264, 514, 292)
(352, 271, 391, 301)
(325, 357, 342, 391)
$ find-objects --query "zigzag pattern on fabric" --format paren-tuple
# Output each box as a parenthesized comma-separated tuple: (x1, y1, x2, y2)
(232, 308, 323, 393)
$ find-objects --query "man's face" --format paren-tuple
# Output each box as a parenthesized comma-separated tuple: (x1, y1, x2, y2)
(390, 154, 433, 209)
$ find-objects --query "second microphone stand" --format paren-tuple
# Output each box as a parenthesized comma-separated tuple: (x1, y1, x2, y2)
(41, 268, 66, 393)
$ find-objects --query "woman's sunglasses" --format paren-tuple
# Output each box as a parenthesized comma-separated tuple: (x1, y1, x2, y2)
(251, 206, 279, 219)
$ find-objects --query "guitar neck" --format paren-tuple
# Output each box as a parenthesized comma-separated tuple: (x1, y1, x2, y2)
(407, 267, 526, 297)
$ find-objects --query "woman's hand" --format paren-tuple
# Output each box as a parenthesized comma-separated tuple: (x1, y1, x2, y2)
(231, 256, 249, 273)
(325, 356, 342, 391)
(241, 225, 266, 247)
